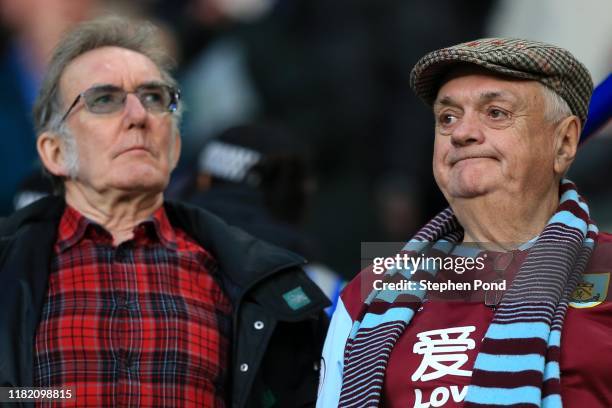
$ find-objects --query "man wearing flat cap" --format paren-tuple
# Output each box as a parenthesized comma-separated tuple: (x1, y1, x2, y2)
(0, 16, 330, 407)
(318, 38, 612, 407)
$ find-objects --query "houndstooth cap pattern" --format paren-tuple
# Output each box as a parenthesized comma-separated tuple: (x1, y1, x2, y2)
(410, 38, 593, 124)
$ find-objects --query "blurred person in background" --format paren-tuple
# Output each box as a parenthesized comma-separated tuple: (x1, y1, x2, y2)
(318, 38, 612, 407)
(0, 15, 329, 407)
(0, 0, 99, 215)
(186, 124, 345, 315)
(187, 124, 317, 256)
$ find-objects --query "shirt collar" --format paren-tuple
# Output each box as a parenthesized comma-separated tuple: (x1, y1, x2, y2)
(56, 205, 178, 252)
(148, 205, 178, 250)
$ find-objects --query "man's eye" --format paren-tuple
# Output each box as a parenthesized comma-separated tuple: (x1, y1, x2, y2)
(488, 108, 509, 120)
(141, 90, 166, 107)
(92, 93, 115, 105)
(143, 92, 162, 102)
(438, 114, 457, 125)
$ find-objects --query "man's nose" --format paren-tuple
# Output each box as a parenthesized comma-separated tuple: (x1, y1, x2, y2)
(450, 113, 484, 147)
(123, 93, 147, 127)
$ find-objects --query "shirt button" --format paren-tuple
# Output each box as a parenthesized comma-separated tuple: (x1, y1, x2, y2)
(118, 352, 130, 369)
(116, 295, 127, 308)
(128, 358, 137, 371)
(240, 363, 249, 372)
(254, 321, 264, 330)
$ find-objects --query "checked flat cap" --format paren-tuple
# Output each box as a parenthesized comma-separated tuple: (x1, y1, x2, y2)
(410, 38, 594, 124)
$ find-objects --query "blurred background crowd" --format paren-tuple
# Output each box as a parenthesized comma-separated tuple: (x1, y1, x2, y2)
(1, 0, 611, 280)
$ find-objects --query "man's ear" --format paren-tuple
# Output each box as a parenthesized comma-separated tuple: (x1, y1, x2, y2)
(37, 131, 69, 177)
(553, 115, 580, 175)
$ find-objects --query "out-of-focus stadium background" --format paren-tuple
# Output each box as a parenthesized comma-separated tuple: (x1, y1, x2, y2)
(1, 0, 610, 279)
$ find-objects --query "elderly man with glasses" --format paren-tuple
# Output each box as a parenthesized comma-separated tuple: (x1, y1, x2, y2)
(0, 16, 329, 407)
(318, 39, 612, 408)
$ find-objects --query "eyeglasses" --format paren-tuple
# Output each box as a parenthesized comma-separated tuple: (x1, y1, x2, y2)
(60, 83, 181, 123)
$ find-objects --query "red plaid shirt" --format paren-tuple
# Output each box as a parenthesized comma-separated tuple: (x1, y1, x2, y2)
(33, 205, 232, 407)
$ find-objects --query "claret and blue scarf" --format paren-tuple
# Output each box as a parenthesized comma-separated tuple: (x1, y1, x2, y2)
(338, 180, 597, 407)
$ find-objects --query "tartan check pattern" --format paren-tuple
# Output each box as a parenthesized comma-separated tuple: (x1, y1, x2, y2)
(410, 38, 593, 124)
(33, 205, 232, 407)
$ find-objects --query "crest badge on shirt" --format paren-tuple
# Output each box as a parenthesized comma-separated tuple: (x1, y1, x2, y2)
(569, 273, 610, 308)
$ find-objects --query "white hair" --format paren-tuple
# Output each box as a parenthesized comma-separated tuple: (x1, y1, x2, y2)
(539, 84, 573, 124)
(57, 124, 80, 179)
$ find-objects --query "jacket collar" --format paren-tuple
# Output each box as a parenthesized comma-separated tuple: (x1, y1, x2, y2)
(164, 199, 306, 292)
(1, 195, 306, 292)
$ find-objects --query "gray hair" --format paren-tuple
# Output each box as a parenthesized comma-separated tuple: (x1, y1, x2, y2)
(33, 14, 182, 193)
(539, 83, 573, 125)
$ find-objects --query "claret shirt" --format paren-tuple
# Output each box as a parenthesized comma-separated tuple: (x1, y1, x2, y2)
(317, 234, 612, 407)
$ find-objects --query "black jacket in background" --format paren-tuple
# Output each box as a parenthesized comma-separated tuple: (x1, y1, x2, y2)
(0, 196, 330, 407)
(187, 185, 317, 258)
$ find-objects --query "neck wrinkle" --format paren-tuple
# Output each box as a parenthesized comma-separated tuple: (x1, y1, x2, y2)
(64, 182, 164, 246)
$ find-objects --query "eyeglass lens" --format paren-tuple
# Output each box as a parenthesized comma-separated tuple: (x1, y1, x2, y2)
(82, 84, 177, 114)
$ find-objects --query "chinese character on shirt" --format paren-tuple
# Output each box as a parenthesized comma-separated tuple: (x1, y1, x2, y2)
(412, 326, 476, 382)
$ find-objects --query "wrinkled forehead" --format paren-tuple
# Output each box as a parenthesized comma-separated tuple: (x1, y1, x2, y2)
(59, 46, 163, 101)
(434, 64, 543, 108)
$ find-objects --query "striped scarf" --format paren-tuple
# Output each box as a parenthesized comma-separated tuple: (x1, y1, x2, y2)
(338, 180, 597, 407)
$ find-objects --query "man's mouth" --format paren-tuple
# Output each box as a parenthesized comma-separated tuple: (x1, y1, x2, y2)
(450, 155, 496, 166)
(118, 146, 151, 156)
